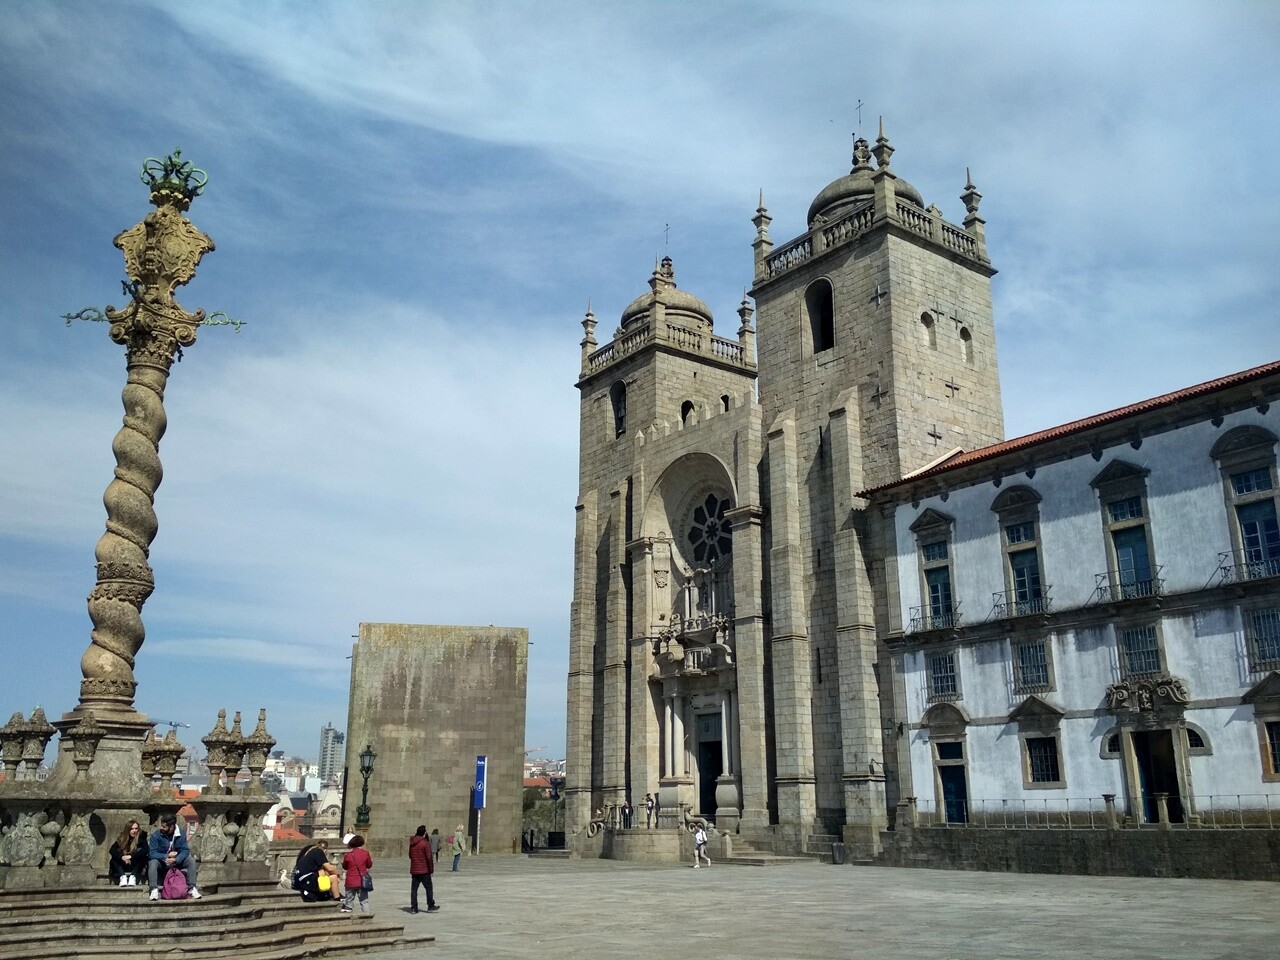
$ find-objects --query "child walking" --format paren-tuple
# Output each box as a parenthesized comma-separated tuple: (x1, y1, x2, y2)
(341, 834, 373, 914)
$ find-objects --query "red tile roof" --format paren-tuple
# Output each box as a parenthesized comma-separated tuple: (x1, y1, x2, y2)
(863, 359, 1280, 496)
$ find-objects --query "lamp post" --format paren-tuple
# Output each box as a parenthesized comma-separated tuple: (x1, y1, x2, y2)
(354, 743, 376, 827)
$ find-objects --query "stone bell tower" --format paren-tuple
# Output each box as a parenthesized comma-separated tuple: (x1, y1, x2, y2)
(567, 257, 761, 843)
(748, 120, 1004, 855)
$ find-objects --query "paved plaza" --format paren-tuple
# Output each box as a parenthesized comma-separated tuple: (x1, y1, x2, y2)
(361, 854, 1278, 960)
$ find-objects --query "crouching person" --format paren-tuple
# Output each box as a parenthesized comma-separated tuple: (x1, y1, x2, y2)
(148, 814, 201, 900)
(109, 819, 148, 887)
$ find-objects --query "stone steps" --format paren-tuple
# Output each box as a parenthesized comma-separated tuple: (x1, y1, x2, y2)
(0, 880, 434, 960)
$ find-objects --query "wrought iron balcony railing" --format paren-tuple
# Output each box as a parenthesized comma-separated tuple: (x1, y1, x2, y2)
(989, 588, 1052, 621)
(908, 602, 962, 633)
(1218, 552, 1280, 585)
(1091, 568, 1164, 603)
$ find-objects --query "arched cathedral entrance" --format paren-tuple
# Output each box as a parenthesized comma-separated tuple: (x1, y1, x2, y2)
(643, 466, 742, 830)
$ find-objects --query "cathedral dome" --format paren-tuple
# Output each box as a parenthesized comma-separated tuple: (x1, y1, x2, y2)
(807, 133, 924, 226)
(621, 256, 713, 330)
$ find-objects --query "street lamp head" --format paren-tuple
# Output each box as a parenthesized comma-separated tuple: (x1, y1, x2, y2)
(359, 744, 376, 776)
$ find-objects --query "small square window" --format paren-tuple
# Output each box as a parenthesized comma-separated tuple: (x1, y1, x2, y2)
(1232, 468, 1274, 496)
(1005, 521, 1036, 545)
(927, 651, 959, 700)
(1120, 625, 1162, 677)
(1026, 736, 1061, 784)
(1107, 496, 1144, 522)
(922, 540, 948, 563)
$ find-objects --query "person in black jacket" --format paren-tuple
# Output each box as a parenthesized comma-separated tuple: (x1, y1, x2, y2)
(293, 839, 341, 902)
(108, 819, 148, 886)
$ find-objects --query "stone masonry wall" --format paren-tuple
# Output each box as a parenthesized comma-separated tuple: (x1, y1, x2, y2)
(346, 622, 528, 860)
(879, 826, 1280, 881)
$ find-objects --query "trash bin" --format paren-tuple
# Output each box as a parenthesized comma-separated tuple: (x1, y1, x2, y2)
(830, 842, 846, 865)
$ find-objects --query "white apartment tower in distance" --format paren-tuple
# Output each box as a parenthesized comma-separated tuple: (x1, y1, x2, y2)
(318, 722, 345, 783)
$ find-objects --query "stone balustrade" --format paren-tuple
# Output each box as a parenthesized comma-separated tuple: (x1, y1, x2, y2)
(761, 200, 987, 285)
(585, 319, 754, 378)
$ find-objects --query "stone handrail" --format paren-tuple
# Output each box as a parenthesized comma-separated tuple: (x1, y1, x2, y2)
(586, 319, 753, 377)
(762, 199, 987, 286)
(766, 237, 812, 277)
(821, 207, 875, 248)
(939, 221, 979, 258)
(896, 201, 934, 240)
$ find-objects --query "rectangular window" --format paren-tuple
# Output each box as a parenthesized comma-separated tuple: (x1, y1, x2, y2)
(1026, 736, 1062, 784)
(1268, 721, 1280, 775)
(925, 567, 955, 627)
(1237, 500, 1280, 577)
(1005, 522, 1036, 545)
(1120, 624, 1162, 677)
(922, 540, 949, 563)
(1010, 548, 1044, 609)
(1014, 641, 1051, 692)
(1107, 496, 1144, 522)
(1232, 467, 1275, 496)
(1249, 608, 1280, 671)
(927, 651, 959, 700)
(1112, 527, 1154, 596)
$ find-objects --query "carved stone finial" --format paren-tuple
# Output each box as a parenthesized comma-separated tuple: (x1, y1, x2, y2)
(66, 715, 107, 781)
(21, 708, 56, 776)
(852, 135, 873, 172)
(222, 710, 247, 795)
(244, 708, 277, 795)
(0, 712, 25, 778)
(871, 116, 894, 169)
(752, 190, 772, 242)
(202, 709, 234, 793)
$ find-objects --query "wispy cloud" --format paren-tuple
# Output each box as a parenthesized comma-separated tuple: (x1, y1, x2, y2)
(2, 0, 1278, 756)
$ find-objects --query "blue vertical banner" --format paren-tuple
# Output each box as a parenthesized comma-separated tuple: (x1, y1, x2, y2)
(473, 755, 487, 809)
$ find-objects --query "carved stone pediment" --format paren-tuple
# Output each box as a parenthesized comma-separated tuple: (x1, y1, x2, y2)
(1106, 675, 1190, 719)
(1242, 670, 1280, 708)
(1008, 695, 1064, 730)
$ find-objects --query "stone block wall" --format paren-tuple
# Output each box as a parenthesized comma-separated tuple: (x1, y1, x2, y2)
(878, 826, 1280, 881)
(346, 622, 528, 860)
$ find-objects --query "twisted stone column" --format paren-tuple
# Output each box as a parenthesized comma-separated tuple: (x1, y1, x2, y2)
(75, 154, 214, 718)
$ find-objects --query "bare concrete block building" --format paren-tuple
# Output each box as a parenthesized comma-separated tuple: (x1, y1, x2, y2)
(346, 622, 528, 859)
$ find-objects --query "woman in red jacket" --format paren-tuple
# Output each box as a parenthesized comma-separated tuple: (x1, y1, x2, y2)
(340, 834, 373, 914)
(408, 824, 440, 914)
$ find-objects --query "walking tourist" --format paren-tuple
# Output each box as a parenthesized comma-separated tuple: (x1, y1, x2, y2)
(430, 827, 443, 863)
(341, 834, 373, 914)
(644, 793, 654, 829)
(109, 819, 148, 886)
(147, 815, 201, 900)
(693, 824, 711, 868)
(408, 824, 440, 913)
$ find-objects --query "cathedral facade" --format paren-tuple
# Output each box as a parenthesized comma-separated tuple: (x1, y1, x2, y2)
(567, 125, 1005, 856)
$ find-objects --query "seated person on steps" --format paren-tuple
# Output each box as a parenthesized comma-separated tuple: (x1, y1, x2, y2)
(148, 814, 201, 900)
(109, 818, 148, 886)
(293, 839, 342, 902)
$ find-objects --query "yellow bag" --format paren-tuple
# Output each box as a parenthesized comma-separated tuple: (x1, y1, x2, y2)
(317, 873, 331, 893)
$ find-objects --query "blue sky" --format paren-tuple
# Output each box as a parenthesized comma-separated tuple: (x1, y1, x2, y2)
(2, 1, 1278, 761)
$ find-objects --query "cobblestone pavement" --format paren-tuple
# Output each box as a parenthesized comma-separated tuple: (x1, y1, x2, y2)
(360, 855, 1278, 960)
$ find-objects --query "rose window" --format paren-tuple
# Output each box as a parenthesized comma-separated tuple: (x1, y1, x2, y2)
(688, 494, 732, 564)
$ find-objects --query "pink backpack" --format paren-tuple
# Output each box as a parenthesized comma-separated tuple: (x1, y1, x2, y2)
(162, 867, 189, 900)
